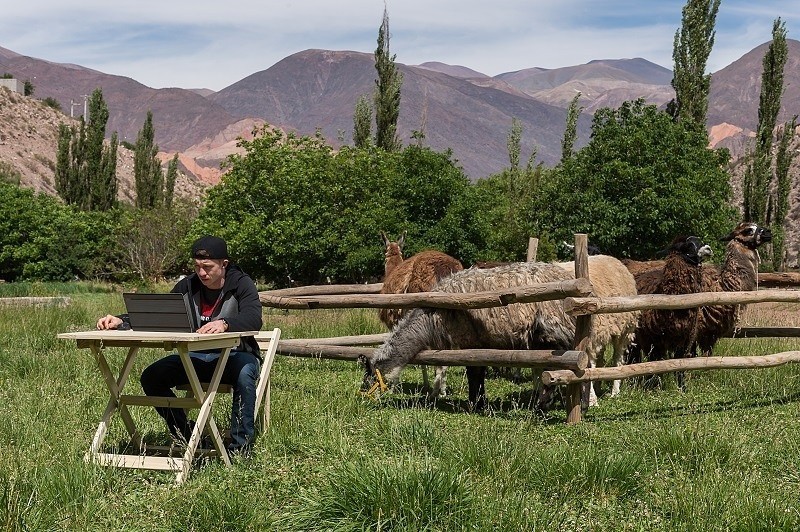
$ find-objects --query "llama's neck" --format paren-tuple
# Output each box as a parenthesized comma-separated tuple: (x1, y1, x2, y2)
(372, 309, 441, 377)
(720, 240, 759, 292)
(384, 245, 404, 276)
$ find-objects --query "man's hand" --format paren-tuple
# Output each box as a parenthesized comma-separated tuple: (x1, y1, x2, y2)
(97, 315, 123, 330)
(197, 319, 228, 334)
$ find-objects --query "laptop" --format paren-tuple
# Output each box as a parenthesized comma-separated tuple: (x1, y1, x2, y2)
(122, 292, 198, 333)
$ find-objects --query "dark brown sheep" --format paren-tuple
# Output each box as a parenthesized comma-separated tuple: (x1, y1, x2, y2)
(378, 231, 464, 398)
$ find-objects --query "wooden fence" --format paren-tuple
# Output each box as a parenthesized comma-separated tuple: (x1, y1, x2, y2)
(260, 234, 800, 423)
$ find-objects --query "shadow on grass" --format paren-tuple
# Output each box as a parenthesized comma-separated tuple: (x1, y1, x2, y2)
(373, 382, 569, 423)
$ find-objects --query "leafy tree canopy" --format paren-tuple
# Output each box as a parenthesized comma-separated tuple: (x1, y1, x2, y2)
(532, 99, 736, 259)
(195, 126, 470, 286)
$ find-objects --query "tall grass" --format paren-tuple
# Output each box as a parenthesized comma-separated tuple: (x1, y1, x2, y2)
(1, 289, 800, 530)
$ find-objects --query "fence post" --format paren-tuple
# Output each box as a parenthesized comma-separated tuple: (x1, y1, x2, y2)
(527, 237, 539, 262)
(566, 233, 591, 423)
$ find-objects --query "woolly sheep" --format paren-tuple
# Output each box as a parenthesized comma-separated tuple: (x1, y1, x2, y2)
(362, 255, 638, 410)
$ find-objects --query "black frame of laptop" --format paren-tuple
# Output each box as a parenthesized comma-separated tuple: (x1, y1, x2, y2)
(122, 292, 198, 333)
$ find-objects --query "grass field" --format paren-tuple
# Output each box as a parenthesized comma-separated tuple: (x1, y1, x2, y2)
(1, 283, 799, 531)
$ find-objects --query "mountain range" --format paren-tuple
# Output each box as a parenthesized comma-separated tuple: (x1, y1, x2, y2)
(1, 40, 799, 185)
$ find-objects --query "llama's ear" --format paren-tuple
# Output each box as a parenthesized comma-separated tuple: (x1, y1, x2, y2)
(719, 232, 735, 242)
(380, 232, 389, 247)
(398, 230, 406, 248)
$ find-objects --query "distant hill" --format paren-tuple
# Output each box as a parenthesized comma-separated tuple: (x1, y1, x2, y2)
(496, 58, 675, 109)
(0, 46, 239, 153)
(208, 49, 592, 177)
(1, 39, 799, 185)
(707, 39, 800, 134)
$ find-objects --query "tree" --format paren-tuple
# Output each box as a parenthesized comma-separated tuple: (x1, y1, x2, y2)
(561, 93, 583, 163)
(134, 110, 164, 209)
(196, 126, 469, 286)
(118, 201, 197, 282)
(23, 79, 34, 96)
(533, 100, 735, 259)
(54, 88, 118, 211)
(669, 0, 720, 127)
(771, 116, 797, 270)
(164, 153, 179, 208)
(743, 18, 789, 227)
(353, 94, 372, 148)
(373, 7, 402, 152)
(0, 182, 122, 281)
(85, 88, 117, 210)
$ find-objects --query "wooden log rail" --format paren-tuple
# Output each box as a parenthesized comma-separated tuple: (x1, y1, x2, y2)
(260, 278, 592, 310)
(265, 283, 383, 297)
(277, 342, 588, 371)
(757, 272, 800, 288)
(729, 327, 800, 338)
(563, 289, 800, 316)
(541, 351, 800, 385)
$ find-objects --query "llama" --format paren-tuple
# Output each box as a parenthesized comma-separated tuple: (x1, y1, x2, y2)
(693, 222, 772, 357)
(362, 256, 638, 410)
(627, 236, 713, 388)
(378, 231, 464, 398)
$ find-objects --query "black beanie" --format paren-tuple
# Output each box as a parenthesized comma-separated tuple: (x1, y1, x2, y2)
(191, 235, 229, 260)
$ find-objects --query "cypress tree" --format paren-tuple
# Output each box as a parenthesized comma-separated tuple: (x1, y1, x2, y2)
(670, 0, 720, 127)
(561, 93, 583, 163)
(353, 94, 372, 148)
(164, 153, 179, 208)
(771, 116, 797, 270)
(373, 7, 402, 152)
(743, 18, 788, 225)
(53, 89, 118, 210)
(134, 110, 164, 209)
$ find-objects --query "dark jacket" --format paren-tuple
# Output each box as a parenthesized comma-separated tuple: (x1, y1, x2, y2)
(170, 263, 264, 356)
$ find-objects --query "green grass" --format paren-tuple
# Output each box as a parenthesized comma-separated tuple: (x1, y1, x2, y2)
(2, 286, 800, 530)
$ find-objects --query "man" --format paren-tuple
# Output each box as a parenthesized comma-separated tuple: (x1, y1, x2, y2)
(97, 235, 263, 456)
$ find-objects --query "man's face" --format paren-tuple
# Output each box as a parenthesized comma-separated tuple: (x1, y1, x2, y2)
(194, 258, 228, 289)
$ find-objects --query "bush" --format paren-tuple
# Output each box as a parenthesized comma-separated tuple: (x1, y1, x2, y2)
(196, 127, 471, 286)
(0, 183, 123, 281)
(533, 100, 736, 258)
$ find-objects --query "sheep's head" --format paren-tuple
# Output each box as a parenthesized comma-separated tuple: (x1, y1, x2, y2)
(358, 354, 375, 391)
(665, 235, 713, 265)
(721, 223, 772, 249)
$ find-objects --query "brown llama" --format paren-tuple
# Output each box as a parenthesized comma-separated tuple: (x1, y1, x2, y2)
(378, 231, 464, 399)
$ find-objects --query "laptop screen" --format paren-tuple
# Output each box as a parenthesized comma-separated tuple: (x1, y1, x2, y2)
(122, 292, 198, 333)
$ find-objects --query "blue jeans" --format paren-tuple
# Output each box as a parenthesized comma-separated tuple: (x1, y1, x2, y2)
(140, 350, 261, 452)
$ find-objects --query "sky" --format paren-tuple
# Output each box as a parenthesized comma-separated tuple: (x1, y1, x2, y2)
(1, 1, 798, 91)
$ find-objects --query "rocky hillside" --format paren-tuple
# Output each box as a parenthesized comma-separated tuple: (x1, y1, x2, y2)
(0, 87, 208, 203)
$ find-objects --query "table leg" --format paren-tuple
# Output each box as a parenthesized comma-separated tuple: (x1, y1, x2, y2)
(88, 344, 142, 457)
(175, 346, 232, 483)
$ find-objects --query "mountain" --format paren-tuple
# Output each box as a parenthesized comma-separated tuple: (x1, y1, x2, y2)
(208, 49, 592, 177)
(0, 45, 238, 153)
(707, 39, 800, 134)
(496, 58, 675, 109)
(2, 39, 799, 188)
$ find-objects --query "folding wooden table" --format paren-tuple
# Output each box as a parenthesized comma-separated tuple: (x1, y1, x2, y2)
(58, 329, 259, 484)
